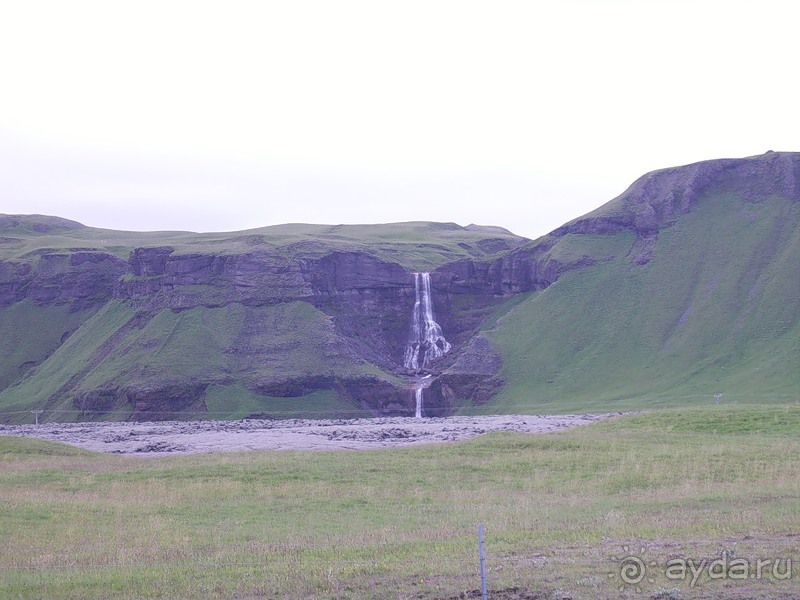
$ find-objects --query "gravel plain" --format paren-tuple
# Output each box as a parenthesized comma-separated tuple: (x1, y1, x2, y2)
(0, 413, 621, 455)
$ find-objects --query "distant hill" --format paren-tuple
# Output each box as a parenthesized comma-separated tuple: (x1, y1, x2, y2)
(0, 152, 797, 422)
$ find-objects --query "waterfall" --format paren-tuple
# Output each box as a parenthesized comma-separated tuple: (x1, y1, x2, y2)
(404, 272, 448, 418)
(403, 272, 451, 371)
(414, 386, 423, 418)
(413, 374, 432, 419)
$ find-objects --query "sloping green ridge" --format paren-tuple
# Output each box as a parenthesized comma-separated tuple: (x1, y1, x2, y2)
(478, 191, 799, 413)
(0, 301, 138, 421)
(0, 301, 389, 422)
(0, 301, 99, 391)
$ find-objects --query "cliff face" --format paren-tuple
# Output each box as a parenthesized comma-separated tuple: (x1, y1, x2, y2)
(552, 150, 799, 264)
(0, 219, 536, 420)
(0, 251, 128, 309)
(120, 248, 410, 306)
(0, 152, 797, 422)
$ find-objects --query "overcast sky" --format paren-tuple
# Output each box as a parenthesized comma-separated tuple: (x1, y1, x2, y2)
(1, 0, 797, 240)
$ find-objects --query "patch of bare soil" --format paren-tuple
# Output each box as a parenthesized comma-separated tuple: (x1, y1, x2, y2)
(0, 413, 619, 455)
(444, 588, 552, 599)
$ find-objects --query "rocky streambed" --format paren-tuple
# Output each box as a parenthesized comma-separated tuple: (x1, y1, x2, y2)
(0, 413, 620, 455)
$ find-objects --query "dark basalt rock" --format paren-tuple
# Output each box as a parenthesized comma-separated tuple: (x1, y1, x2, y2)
(340, 376, 413, 416)
(0, 251, 128, 309)
(255, 375, 337, 398)
(0, 261, 32, 305)
(75, 382, 210, 421)
(119, 250, 412, 308)
(430, 334, 505, 409)
(434, 250, 594, 296)
(129, 246, 174, 276)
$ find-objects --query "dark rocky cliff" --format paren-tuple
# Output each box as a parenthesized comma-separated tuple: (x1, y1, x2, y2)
(0, 219, 538, 419)
(0, 251, 128, 309)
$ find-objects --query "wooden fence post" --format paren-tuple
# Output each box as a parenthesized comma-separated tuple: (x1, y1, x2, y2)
(478, 523, 487, 600)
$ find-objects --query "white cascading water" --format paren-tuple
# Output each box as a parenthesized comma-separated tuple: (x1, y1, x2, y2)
(403, 272, 451, 371)
(404, 273, 449, 418)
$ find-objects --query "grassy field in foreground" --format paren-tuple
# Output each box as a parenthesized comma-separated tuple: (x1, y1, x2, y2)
(1, 406, 798, 599)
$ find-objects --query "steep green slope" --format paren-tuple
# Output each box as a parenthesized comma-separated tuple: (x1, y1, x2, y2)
(0, 301, 388, 422)
(0, 301, 99, 391)
(478, 190, 799, 413)
(0, 301, 139, 421)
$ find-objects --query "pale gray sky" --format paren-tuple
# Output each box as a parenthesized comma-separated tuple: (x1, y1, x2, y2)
(1, 0, 797, 239)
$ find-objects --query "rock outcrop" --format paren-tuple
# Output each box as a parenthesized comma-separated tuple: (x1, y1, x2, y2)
(552, 150, 799, 264)
(0, 251, 128, 309)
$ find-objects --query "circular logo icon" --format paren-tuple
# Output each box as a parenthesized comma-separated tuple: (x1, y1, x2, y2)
(619, 555, 647, 584)
(609, 545, 656, 592)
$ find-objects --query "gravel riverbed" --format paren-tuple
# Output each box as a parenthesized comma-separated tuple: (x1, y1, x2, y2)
(0, 413, 621, 455)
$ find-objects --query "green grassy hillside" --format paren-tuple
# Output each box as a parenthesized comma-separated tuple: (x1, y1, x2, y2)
(0, 300, 388, 422)
(0, 301, 99, 391)
(477, 190, 799, 413)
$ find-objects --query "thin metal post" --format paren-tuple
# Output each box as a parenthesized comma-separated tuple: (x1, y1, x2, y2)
(478, 523, 487, 600)
(31, 410, 43, 425)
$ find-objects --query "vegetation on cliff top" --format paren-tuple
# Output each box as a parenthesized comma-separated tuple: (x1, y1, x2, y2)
(0, 217, 530, 270)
